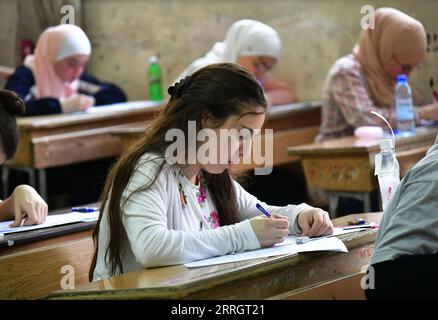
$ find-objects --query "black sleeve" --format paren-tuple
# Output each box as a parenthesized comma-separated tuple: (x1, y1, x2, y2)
(80, 72, 127, 106)
(22, 98, 62, 116)
(4, 66, 62, 116)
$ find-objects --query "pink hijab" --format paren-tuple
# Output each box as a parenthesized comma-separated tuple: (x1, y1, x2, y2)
(24, 24, 91, 99)
(353, 7, 426, 108)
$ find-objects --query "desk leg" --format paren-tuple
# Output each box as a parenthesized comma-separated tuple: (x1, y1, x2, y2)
(27, 168, 36, 189)
(363, 192, 371, 213)
(329, 195, 339, 218)
(1, 166, 9, 198)
(376, 191, 383, 211)
(37, 169, 47, 201)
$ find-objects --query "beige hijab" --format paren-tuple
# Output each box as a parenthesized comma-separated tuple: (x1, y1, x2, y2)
(353, 7, 426, 108)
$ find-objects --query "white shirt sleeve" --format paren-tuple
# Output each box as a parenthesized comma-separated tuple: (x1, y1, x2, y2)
(121, 161, 261, 269)
(233, 180, 313, 235)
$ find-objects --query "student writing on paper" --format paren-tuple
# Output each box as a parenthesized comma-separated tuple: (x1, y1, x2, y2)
(5, 24, 126, 116)
(317, 7, 438, 141)
(89, 63, 333, 281)
(175, 19, 295, 106)
(365, 135, 438, 299)
(0, 90, 47, 226)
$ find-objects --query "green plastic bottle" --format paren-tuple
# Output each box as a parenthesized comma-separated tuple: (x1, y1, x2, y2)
(147, 55, 163, 101)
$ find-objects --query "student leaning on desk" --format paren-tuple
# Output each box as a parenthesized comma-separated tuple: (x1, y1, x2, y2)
(5, 24, 126, 116)
(317, 7, 438, 142)
(89, 63, 333, 281)
(175, 19, 295, 106)
(0, 90, 47, 226)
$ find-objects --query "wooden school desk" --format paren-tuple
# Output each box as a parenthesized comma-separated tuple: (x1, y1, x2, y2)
(1, 101, 165, 200)
(46, 212, 381, 300)
(0, 205, 97, 299)
(112, 101, 322, 171)
(287, 126, 438, 216)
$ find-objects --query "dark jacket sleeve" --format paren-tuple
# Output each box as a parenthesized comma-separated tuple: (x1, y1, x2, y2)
(4, 66, 62, 116)
(80, 73, 127, 106)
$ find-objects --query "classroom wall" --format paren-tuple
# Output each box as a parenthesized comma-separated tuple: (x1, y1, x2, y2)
(82, 0, 438, 102)
(0, 0, 18, 88)
(0, 0, 17, 68)
(2, 0, 438, 101)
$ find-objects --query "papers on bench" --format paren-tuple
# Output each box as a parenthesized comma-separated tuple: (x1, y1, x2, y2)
(0, 211, 99, 236)
(85, 100, 165, 114)
(266, 100, 321, 118)
(184, 227, 357, 268)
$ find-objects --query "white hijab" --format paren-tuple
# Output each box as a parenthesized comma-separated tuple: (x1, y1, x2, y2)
(176, 19, 281, 80)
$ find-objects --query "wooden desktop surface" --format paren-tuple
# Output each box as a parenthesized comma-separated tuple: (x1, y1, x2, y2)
(11, 101, 165, 169)
(46, 212, 381, 300)
(287, 126, 438, 192)
(0, 205, 98, 299)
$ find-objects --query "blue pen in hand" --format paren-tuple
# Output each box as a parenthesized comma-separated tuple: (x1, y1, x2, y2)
(72, 207, 99, 213)
(256, 203, 271, 218)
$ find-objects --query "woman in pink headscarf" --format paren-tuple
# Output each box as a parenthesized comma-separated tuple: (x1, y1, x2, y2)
(4, 25, 126, 208)
(317, 7, 438, 141)
(5, 24, 126, 116)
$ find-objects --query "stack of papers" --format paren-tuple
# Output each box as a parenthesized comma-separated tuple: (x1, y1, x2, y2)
(0, 211, 99, 237)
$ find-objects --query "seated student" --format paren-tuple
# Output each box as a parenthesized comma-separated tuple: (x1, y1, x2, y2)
(175, 19, 295, 106)
(89, 63, 333, 281)
(0, 90, 47, 226)
(5, 24, 126, 116)
(317, 7, 438, 142)
(365, 135, 438, 300)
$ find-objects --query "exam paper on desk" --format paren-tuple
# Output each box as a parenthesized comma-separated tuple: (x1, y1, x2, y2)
(0, 211, 99, 235)
(184, 227, 359, 268)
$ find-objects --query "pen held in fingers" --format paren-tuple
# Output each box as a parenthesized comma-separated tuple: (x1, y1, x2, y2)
(256, 203, 271, 218)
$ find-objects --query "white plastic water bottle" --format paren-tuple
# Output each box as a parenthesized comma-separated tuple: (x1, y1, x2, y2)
(374, 139, 400, 210)
(395, 74, 416, 137)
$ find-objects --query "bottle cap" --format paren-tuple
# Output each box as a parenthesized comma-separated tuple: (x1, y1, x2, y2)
(396, 74, 408, 83)
(149, 55, 158, 64)
(380, 139, 394, 151)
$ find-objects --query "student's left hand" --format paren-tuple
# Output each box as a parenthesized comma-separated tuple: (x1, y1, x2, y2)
(9, 185, 48, 227)
(297, 208, 333, 237)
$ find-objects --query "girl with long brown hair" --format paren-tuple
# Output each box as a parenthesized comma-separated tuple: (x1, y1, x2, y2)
(90, 63, 332, 281)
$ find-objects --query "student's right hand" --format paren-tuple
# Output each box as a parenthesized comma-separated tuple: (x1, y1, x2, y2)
(250, 213, 289, 247)
(60, 94, 95, 113)
(9, 185, 48, 227)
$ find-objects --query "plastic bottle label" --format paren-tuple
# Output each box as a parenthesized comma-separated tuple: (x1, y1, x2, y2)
(378, 174, 400, 210)
(149, 75, 161, 83)
(396, 98, 414, 121)
(374, 153, 382, 176)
